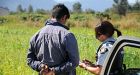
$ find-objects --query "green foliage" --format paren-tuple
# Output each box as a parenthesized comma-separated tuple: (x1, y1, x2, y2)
(85, 9, 95, 14)
(72, 14, 87, 21)
(113, 0, 128, 16)
(36, 9, 48, 14)
(16, 4, 24, 13)
(69, 13, 94, 27)
(133, 0, 140, 10)
(0, 22, 140, 75)
(114, 0, 119, 4)
(0, 14, 140, 75)
(124, 47, 140, 68)
(28, 5, 33, 13)
(19, 14, 46, 22)
(73, 2, 82, 13)
(136, 16, 140, 22)
(0, 17, 8, 24)
(95, 12, 111, 22)
(128, 0, 140, 12)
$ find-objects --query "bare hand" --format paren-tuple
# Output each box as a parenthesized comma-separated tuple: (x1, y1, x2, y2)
(46, 71, 55, 75)
(40, 69, 49, 75)
(82, 59, 96, 67)
(40, 64, 50, 75)
(79, 62, 87, 68)
(82, 59, 92, 65)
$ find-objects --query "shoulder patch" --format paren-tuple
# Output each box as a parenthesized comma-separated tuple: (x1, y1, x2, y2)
(100, 47, 108, 54)
(106, 42, 113, 46)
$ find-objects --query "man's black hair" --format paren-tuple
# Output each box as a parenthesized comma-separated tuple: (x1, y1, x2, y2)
(52, 3, 70, 20)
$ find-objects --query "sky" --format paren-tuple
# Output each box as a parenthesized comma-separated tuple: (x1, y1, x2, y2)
(128, 0, 137, 4)
(0, 0, 137, 12)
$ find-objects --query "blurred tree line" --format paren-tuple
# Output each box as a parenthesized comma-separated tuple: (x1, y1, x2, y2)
(13, 2, 95, 15)
(105, 0, 140, 16)
(12, 0, 140, 16)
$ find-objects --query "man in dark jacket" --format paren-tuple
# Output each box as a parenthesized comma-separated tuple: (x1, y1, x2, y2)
(27, 4, 79, 75)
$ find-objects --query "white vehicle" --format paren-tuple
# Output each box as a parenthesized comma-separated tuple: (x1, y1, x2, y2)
(100, 36, 140, 75)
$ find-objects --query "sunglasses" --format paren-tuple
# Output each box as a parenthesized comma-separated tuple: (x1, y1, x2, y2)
(96, 32, 102, 38)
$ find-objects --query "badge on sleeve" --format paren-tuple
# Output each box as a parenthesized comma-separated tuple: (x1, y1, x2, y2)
(100, 47, 108, 54)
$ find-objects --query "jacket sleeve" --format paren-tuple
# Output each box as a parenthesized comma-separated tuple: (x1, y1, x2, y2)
(52, 33, 80, 74)
(27, 35, 42, 72)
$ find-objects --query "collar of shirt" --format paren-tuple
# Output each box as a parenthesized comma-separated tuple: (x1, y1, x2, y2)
(102, 37, 115, 44)
(45, 19, 69, 30)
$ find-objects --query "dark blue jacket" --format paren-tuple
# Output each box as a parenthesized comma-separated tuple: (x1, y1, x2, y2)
(27, 20, 79, 75)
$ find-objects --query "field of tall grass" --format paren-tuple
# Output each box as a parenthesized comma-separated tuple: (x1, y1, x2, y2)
(0, 13, 140, 75)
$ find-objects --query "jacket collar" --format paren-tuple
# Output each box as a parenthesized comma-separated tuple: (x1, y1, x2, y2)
(103, 37, 115, 44)
(45, 19, 69, 30)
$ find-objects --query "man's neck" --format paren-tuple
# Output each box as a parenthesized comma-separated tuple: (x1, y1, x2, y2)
(51, 18, 57, 22)
(51, 18, 65, 25)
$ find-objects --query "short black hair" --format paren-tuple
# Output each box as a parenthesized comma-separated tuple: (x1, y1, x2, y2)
(52, 3, 70, 20)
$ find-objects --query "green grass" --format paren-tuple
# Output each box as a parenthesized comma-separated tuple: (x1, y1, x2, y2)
(0, 14, 140, 75)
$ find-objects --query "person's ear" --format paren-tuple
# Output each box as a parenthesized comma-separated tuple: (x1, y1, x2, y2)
(100, 35, 108, 41)
(59, 15, 67, 24)
(100, 35, 104, 38)
(62, 15, 67, 20)
(60, 15, 65, 21)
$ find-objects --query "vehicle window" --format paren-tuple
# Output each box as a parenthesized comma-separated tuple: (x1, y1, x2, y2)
(123, 46, 140, 68)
